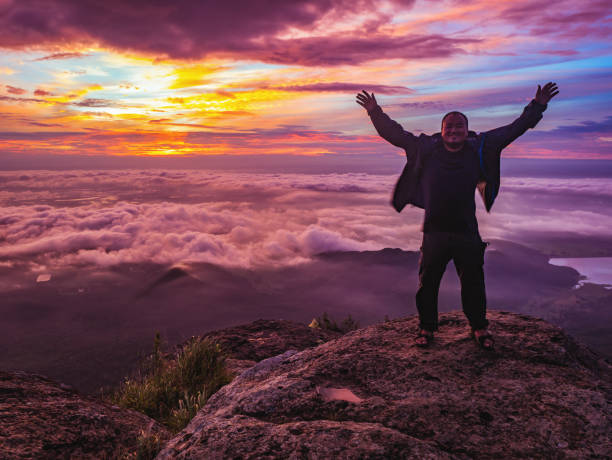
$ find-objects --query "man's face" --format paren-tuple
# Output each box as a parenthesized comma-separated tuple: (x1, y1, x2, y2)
(441, 113, 468, 150)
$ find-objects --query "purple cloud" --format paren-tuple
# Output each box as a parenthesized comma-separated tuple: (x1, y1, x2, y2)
(499, 0, 611, 39)
(270, 82, 414, 94)
(73, 98, 120, 108)
(33, 52, 90, 61)
(0, 131, 85, 140)
(507, 116, 612, 158)
(230, 34, 479, 66)
(394, 101, 448, 110)
(0, 0, 483, 65)
(0, 95, 43, 103)
(26, 121, 64, 128)
(543, 116, 612, 135)
(538, 49, 579, 56)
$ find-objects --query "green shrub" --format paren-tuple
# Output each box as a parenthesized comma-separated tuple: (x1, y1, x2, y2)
(109, 333, 233, 433)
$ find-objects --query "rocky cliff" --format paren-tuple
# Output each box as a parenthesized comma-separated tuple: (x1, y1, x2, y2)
(0, 371, 170, 459)
(157, 311, 611, 459)
(1, 311, 610, 459)
(0, 318, 341, 459)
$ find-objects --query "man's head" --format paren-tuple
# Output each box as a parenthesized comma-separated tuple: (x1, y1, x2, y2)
(441, 111, 468, 152)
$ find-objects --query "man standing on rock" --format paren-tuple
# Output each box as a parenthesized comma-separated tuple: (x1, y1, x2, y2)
(356, 82, 559, 349)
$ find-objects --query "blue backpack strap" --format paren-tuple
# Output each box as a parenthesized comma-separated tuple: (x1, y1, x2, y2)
(477, 133, 498, 204)
(478, 133, 486, 178)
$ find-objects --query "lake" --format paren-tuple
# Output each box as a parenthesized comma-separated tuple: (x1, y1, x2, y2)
(549, 257, 612, 289)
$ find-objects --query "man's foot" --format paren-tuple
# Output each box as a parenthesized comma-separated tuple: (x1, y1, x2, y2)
(415, 329, 434, 347)
(473, 329, 494, 350)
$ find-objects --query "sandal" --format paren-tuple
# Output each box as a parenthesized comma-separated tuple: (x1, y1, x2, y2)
(415, 330, 434, 348)
(473, 330, 495, 350)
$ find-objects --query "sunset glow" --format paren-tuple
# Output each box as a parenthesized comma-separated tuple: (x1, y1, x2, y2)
(0, 0, 610, 163)
(1, 1, 612, 414)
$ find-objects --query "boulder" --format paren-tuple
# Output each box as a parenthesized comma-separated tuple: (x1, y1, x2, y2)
(176, 319, 343, 377)
(0, 370, 170, 459)
(157, 311, 611, 459)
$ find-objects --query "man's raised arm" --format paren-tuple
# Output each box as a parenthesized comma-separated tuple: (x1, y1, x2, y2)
(484, 82, 559, 151)
(356, 90, 417, 150)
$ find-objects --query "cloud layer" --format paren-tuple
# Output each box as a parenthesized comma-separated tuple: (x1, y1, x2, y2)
(0, 170, 610, 271)
(0, 171, 416, 268)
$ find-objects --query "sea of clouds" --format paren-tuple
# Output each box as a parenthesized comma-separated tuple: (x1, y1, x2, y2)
(1, 170, 611, 270)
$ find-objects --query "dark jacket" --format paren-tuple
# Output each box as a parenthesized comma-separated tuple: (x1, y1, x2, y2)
(367, 99, 547, 213)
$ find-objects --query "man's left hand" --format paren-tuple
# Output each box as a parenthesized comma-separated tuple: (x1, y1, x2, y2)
(535, 82, 559, 105)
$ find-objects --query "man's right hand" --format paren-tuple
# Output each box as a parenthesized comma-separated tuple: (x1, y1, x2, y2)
(356, 90, 378, 112)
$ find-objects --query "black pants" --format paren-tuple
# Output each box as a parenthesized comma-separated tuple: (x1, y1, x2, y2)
(416, 231, 489, 332)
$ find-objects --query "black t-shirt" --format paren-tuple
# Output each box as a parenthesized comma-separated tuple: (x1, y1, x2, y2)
(421, 141, 481, 236)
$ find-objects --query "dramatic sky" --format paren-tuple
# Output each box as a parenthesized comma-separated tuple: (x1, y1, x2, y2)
(2, 2, 612, 387)
(0, 0, 610, 165)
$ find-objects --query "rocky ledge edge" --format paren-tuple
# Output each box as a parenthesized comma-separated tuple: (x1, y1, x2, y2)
(157, 311, 611, 459)
(1, 311, 610, 459)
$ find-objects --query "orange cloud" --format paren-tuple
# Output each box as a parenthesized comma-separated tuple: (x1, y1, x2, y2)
(44, 84, 104, 104)
(168, 64, 228, 89)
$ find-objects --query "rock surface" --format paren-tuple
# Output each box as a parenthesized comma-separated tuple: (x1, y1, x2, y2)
(0, 319, 340, 459)
(157, 311, 611, 459)
(177, 319, 343, 377)
(0, 370, 170, 459)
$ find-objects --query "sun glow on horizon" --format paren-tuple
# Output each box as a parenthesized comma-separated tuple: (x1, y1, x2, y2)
(0, 0, 610, 161)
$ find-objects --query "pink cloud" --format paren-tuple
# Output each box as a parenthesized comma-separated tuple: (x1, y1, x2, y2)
(298, 225, 372, 254)
(0, 171, 610, 271)
(6, 85, 26, 95)
(0, 171, 403, 267)
(0, 229, 133, 257)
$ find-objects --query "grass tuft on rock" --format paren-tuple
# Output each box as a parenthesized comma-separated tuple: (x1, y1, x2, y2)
(108, 332, 233, 434)
(135, 430, 164, 460)
(309, 312, 360, 333)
